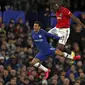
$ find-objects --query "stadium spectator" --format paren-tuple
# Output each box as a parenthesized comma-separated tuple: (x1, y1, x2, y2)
(63, 78, 70, 85)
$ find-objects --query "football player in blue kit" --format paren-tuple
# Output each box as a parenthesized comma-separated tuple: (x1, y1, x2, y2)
(30, 21, 80, 79)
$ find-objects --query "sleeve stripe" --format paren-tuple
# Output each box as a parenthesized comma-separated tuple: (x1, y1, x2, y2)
(68, 12, 71, 15)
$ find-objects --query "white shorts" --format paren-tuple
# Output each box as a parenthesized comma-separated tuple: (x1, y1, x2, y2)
(48, 27, 70, 45)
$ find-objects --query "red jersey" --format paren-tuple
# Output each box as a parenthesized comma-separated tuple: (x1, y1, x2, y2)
(56, 6, 71, 28)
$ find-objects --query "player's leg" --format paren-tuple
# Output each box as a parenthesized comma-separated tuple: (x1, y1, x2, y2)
(49, 28, 73, 57)
(57, 43, 64, 51)
(57, 28, 70, 50)
(57, 28, 75, 55)
(48, 27, 58, 35)
(56, 28, 76, 58)
(30, 53, 51, 79)
(54, 49, 74, 59)
(48, 27, 66, 51)
(49, 28, 80, 60)
(30, 57, 40, 66)
(30, 57, 49, 72)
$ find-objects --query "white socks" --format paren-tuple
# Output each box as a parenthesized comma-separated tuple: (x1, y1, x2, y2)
(34, 62, 48, 72)
(64, 52, 73, 59)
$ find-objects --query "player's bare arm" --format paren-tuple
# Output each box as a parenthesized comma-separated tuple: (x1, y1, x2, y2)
(70, 13, 85, 28)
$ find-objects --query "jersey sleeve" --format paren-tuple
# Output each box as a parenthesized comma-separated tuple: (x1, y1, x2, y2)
(64, 8, 72, 17)
(42, 29, 60, 40)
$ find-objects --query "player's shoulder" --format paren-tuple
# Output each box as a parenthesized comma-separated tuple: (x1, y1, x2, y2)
(62, 6, 70, 11)
(40, 29, 47, 34)
(40, 29, 45, 31)
(40, 29, 45, 32)
(61, 6, 68, 9)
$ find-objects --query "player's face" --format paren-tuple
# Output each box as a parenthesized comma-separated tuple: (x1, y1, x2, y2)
(33, 24, 40, 32)
(50, 4, 60, 12)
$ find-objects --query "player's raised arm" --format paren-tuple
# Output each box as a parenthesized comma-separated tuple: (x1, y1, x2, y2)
(70, 13, 85, 28)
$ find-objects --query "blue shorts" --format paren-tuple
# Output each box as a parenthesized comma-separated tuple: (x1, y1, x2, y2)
(35, 47, 56, 61)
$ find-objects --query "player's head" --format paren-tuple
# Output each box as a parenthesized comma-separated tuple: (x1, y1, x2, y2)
(50, 3, 60, 12)
(33, 21, 41, 32)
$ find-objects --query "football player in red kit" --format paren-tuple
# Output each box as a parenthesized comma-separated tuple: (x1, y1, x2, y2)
(49, 3, 85, 57)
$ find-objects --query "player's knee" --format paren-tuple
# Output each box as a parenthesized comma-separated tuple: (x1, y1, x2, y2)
(30, 59, 39, 66)
(57, 44, 65, 51)
(30, 61, 35, 66)
(55, 49, 60, 54)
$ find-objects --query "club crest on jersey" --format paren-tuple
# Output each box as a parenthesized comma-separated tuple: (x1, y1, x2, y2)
(39, 35, 42, 38)
(60, 13, 62, 17)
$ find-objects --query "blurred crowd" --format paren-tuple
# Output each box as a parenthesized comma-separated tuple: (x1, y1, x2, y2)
(0, 0, 85, 12)
(0, 12, 84, 85)
(0, 0, 85, 85)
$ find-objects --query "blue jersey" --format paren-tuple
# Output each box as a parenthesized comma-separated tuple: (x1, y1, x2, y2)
(32, 29, 60, 53)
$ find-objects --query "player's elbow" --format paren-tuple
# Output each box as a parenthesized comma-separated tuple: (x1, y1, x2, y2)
(57, 36, 60, 40)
